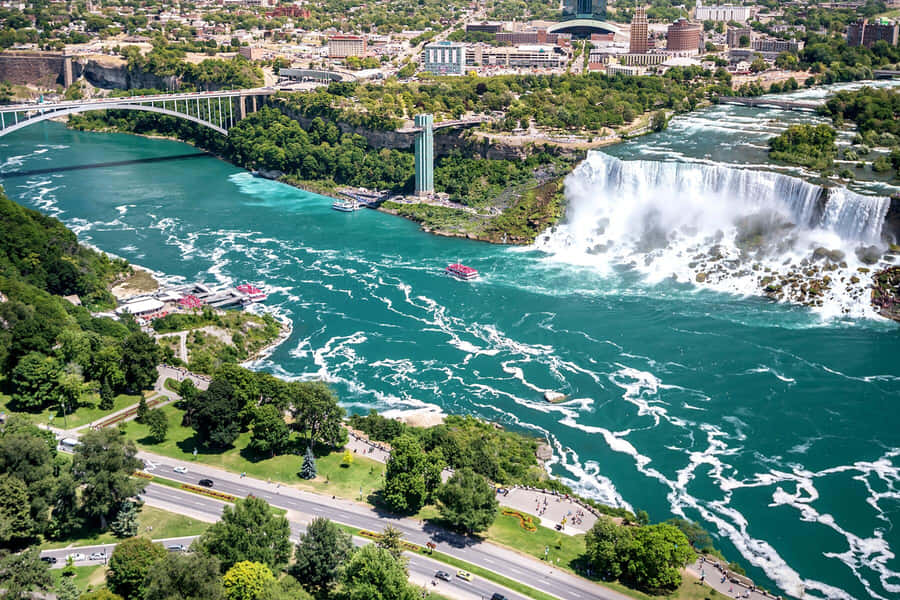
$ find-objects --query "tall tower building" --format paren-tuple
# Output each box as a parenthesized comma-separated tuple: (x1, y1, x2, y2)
(414, 114, 434, 196)
(630, 7, 649, 53)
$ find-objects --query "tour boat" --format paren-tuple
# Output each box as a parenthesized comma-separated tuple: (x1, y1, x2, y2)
(445, 263, 479, 280)
(332, 199, 360, 212)
(235, 283, 267, 302)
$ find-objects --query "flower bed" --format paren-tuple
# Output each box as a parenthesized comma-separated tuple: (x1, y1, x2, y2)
(133, 471, 154, 480)
(502, 509, 537, 532)
(180, 483, 237, 502)
(358, 529, 420, 552)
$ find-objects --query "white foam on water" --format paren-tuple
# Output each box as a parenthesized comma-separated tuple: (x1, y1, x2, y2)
(535, 151, 891, 320)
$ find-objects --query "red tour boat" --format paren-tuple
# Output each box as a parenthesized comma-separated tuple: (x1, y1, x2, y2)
(236, 284, 268, 302)
(446, 263, 479, 280)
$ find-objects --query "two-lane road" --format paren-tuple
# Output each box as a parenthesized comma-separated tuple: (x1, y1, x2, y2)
(137, 451, 623, 600)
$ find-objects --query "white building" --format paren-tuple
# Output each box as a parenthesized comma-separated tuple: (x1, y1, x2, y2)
(695, 0, 752, 22)
(422, 41, 466, 75)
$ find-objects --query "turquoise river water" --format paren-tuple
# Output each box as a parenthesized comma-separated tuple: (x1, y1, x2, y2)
(2, 85, 899, 599)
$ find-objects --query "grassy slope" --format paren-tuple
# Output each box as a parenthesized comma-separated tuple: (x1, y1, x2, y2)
(41, 505, 210, 550)
(123, 404, 384, 499)
(0, 393, 142, 428)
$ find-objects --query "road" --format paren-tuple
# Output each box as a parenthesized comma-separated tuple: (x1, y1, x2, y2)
(135, 452, 626, 600)
(42, 485, 525, 600)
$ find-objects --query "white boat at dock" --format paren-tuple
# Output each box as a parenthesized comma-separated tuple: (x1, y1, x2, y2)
(332, 199, 361, 212)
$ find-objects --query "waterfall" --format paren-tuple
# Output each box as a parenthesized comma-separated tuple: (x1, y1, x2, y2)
(535, 152, 893, 318)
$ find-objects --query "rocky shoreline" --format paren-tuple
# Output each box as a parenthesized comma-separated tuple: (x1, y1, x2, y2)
(871, 265, 900, 321)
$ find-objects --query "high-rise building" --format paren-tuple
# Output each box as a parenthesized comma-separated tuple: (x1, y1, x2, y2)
(327, 35, 367, 58)
(414, 114, 434, 196)
(562, 0, 606, 19)
(422, 41, 466, 75)
(666, 18, 702, 53)
(847, 18, 899, 48)
(726, 26, 752, 48)
(629, 7, 649, 53)
(694, 0, 752, 22)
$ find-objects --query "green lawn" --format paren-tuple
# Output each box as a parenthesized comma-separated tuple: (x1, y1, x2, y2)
(41, 505, 209, 550)
(487, 510, 586, 570)
(123, 404, 384, 498)
(1, 392, 141, 429)
(51, 565, 107, 596)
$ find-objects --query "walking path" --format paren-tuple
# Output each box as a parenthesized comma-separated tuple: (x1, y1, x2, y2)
(686, 557, 781, 600)
(155, 331, 188, 361)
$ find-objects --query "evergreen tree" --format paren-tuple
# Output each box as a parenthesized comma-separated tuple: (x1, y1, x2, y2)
(110, 501, 139, 538)
(299, 446, 316, 480)
(136, 396, 149, 423)
(289, 517, 353, 596)
(56, 574, 79, 600)
(99, 380, 115, 410)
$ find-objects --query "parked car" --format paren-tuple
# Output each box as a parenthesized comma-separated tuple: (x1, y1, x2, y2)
(67, 553, 85, 562)
(434, 570, 451, 582)
(198, 478, 214, 487)
(40, 556, 57, 564)
(456, 570, 472, 582)
(173, 466, 188, 474)
(89, 552, 106, 560)
(166, 544, 186, 553)
(491, 594, 508, 600)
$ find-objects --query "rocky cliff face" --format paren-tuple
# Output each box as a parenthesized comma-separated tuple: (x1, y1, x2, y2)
(275, 103, 576, 161)
(79, 58, 177, 91)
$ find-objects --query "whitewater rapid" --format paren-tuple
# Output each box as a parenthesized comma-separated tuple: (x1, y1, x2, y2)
(536, 152, 893, 319)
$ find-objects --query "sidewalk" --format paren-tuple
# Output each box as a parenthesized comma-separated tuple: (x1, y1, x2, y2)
(687, 557, 779, 600)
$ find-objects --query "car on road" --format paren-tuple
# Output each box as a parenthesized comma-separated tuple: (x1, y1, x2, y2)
(67, 553, 85, 562)
(434, 570, 451, 581)
(198, 478, 214, 487)
(491, 594, 508, 600)
(456, 570, 472, 582)
(40, 556, 57, 564)
(166, 544, 186, 552)
(173, 466, 187, 473)
(89, 552, 106, 560)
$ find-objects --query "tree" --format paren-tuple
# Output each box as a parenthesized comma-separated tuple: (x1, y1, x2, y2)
(249, 405, 291, 457)
(144, 552, 225, 600)
(424, 448, 445, 501)
(289, 517, 353, 595)
(435, 468, 498, 534)
(79, 592, 124, 600)
(738, 34, 750, 47)
(257, 578, 313, 600)
(340, 544, 418, 600)
(136, 396, 149, 423)
(48, 472, 81, 540)
(750, 56, 768, 73)
(120, 331, 161, 391)
(106, 537, 166, 600)
(299, 446, 316, 480)
(650, 111, 668, 133)
(341, 449, 354, 467)
(625, 523, 694, 590)
(383, 434, 428, 513)
(72, 428, 146, 528)
(0, 475, 37, 549)
(0, 548, 53, 600)
(376, 525, 404, 561)
(10, 352, 61, 410)
(56, 576, 79, 600)
(144, 408, 169, 443)
(110, 501, 139, 538)
(585, 516, 635, 580)
(197, 496, 291, 572)
(288, 381, 346, 448)
(189, 379, 241, 448)
(223, 561, 275, 600)
(99, 380, 115, 410)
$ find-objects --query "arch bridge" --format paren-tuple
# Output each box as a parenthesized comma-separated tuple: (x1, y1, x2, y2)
(0, 89, 275, 138)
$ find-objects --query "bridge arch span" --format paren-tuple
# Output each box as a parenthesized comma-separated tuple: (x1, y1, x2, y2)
(0, 103, 229, 138)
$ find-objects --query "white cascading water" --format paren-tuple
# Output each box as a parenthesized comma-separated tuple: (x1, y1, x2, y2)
(535, 152, 893, 319)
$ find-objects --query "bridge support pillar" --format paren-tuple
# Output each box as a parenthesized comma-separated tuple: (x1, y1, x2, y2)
(239, 96, 246, 120)
(414, 114, 434, 197)
(251, 95, 257, 113)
